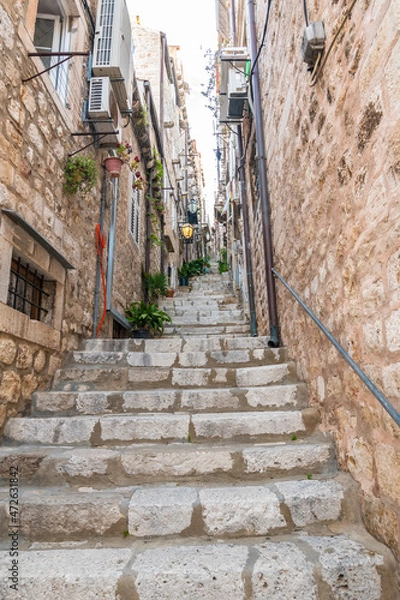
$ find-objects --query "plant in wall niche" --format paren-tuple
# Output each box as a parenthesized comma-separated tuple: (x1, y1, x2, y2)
(125, 301, 171, 337)
(63, 155, 98, 195)
(218, 247, 229, 274)
(143, 271, 168, 303)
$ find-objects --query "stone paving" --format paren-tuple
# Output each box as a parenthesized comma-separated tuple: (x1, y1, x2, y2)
(0, 269, 397, 598)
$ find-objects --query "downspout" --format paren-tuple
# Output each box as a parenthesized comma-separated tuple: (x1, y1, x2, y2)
(92, 167, 107, 337)
(246, 0, 280, 347)
(144, 82, 151, 275)
(237, 124, 257, 336)
(106, 178, 119, 310)
(160, 33, 166, 274)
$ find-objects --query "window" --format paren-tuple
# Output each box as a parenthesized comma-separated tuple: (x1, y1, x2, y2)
(34, 0, 72, 104)
(130, 184, 141, 246)
(7, 257, 55, 323)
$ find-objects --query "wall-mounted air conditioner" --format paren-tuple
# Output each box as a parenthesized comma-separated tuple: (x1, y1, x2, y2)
(92, 0, 133, 113)
(227, 69, 247, 119)
(88, 77, 122, 147)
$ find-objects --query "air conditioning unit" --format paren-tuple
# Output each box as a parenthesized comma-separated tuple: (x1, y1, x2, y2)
(88, 77, 122, 147)
(227, 69, 247, 119)
(92, 0, 133, 113)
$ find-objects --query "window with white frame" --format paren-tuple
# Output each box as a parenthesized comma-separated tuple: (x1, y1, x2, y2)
(129, 185, 141, 246)
(33, 0, 72, 104)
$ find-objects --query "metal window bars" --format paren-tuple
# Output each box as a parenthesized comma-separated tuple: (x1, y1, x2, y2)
(7, 257, 49, 322)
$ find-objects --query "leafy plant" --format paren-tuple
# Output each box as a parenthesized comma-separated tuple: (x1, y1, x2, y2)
(218, 247, 229, 274)
(63, 155, 97, 195)
(125, 301, 171, 337)
(143, 271, 168, 303)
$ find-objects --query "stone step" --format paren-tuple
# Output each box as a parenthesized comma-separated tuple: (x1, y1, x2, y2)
(0, 476, 349, 542)
(67, 346, 288, 369)
(52, 362, 297, 391)
(0, 440, 334, 486)
(169, 314, 246, 326)
(3, 409, 319, 446)
(0, 535, 393, 599)
(164, 325, 250, 336)
(32, 382, 307, 416)
(82, 335, 275, 354)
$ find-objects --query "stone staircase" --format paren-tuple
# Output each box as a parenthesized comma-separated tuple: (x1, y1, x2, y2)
(0, 270, 398, 598)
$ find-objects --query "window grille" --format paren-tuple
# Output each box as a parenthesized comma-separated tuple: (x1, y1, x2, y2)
(7, 257, 50, 322)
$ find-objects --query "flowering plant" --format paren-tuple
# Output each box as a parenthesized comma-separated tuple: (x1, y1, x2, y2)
(116, 143, 144, 189)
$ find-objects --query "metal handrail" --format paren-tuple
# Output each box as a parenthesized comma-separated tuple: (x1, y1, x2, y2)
(272, 268, 400, 427)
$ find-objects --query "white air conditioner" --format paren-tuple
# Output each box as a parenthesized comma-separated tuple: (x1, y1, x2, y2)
(88, 77, 122, 147)
(92, 0, 133, 113)
(227, 69, 247, 119)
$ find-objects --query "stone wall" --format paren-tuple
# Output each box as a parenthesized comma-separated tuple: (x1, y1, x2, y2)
(0, 0, 148, 432)
(248, 0, 400, 557)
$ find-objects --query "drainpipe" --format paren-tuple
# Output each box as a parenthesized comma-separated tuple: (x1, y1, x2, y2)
(92, 167, 107, 337)
(159, 33, 166, 274)
(106, 178, 119, 310)
(237, 124, 257, 336)
(144, 82, 151, 275)
(246, 0, 280, 347)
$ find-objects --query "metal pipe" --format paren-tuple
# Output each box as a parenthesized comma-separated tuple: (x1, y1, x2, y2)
(237, 124, 257, 336)
(160, 34, 166, 273)
(106, 178, 119, 310)
(92, 167, 107, 337)
(247, 0, 280, 347)
(273, 268, 400, 427)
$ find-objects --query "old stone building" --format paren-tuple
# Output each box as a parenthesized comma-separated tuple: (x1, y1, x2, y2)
(217, 0, 400, 561)
(0, 0, 200, 434)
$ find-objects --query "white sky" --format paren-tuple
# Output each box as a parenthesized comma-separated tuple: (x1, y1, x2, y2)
(127, 0, 218, 218)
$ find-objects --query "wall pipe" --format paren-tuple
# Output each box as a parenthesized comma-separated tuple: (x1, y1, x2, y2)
(106, 178, 119, 310)
(237, 124, 257, 336)
(160, 33, 166, 274)
(247, 0, 280, 347)
(92, 167, 107, 337)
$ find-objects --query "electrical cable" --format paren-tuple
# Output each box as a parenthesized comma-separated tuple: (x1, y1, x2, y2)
(250, 0, 272, 78)
(303, 0, 309, 27)
(310, 0, 358, 86)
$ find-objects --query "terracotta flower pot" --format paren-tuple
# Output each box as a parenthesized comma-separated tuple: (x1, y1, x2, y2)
(104, 156, 123, 178)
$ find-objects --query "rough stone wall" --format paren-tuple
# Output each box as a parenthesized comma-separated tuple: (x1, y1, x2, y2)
(249, 0, 400, 557)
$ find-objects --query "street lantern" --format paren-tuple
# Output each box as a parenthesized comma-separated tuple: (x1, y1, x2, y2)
(180, 222, 194, 240)
(187, 198, 198, 214)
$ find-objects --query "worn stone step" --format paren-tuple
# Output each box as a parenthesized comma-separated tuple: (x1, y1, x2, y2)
(127, 476, 350, 539)
(52, 362, 297, 391)
(32, 383, 307, 416)
(0, 440, 334, 486)
(0, 534, 393, 599)
(82, 335, 273, 354)
(68, 346, 288, 369)
(0, 476, 349, 542)
(164, 324, 250, 336)
(3, 409, 318, 446)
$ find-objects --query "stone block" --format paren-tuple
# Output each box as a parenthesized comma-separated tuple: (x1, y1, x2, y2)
(178, 352, 208, 367)
(58, 448, 118, 478)
(306, 535, 384, 600)
(128, 487, 197, 536)
(0, 548, 132, 599)
(0, 370, 21, 403)
(131, 544, 248, 600)
(252, 542, 318, 600)
(243, 442, 331, 475)
(192, 411, 305, 440)
(99, 414, 189, 443)
(171, 368, 211, 387)
(127, 352, 177, 367)
(236, 364, 290, 387)
(121, 445, 234, 479)
(276, 480, 343, 526)
(200, 485, 286, 535)
(181, 388, 239, 410)
(245, 384, 299, 408)
(19, 489, 126, 538)
(375, 443, 400, 503)
(123, 390, 177, 412)
(0, 337, 17, 365)
(4, 417, 97, 445)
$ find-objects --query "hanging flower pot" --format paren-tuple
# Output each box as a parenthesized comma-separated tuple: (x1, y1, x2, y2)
(104, 156, 123, 178)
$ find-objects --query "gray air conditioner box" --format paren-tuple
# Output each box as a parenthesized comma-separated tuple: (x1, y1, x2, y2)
(302, 21, 325, 66)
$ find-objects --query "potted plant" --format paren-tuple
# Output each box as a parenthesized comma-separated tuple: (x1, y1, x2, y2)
(63, 155, 98, 195)
(177, 263, 192, 286)
(125, 301, 171, 338)
(143, 271, 168, 303)
(165, 288, 175, 298)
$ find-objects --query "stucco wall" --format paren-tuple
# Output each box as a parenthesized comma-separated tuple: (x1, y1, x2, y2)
(249, 0, 400, 557)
